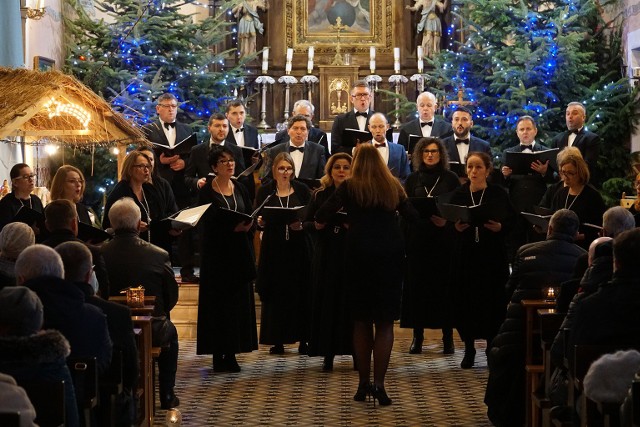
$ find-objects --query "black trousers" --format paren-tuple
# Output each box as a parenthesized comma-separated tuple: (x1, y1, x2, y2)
(152, 318, 179, 395)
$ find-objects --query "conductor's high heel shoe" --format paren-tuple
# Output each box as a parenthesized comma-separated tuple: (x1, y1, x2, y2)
(370, 385, 392, 406)
(269, 344, 285, 355)
(409, 337, 423, 354)
(460, 349, 476, 369)
(353, 382, 371, 402)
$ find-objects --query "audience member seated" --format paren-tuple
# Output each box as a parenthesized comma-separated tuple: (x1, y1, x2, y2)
(584, 350, 640, 406)
(100, 197, 180, 409)
(56, 241, 139, 425)
(0, 286, 79, 427)
(16, 245, 112, 374)
(0, 372, 37, 427)
(42, 199, 110, 298)
(485, 209, 585, 426)
(0, 223, 35, 290)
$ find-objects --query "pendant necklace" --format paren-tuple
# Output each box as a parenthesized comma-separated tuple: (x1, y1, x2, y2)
(278, 184, 291, 240)
(564, 188, 581, 211)
(140, 188, 152, 242)
(19, 196, 32, 209)
(423, 175, 441, 198)
(214, 179, 237, 211)
(469, 185, 486, 243)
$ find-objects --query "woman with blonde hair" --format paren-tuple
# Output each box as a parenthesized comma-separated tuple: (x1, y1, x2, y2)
(50, 165, 93, 225)
(306, 152, 353, 371)
(316, 144, 416, 406)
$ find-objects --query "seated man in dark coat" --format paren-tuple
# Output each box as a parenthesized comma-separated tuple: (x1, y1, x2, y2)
(16, 244, 112, 374)
(56, 241, 139, 425)
(485, 209, 585, 426)
(0, 286, 79, 427)
(42, 199, 110, 298)
(100, 197, 180, 409)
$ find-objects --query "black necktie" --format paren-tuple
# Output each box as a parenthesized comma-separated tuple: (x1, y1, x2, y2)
(290, 146, 304, 153)
(355, 111, 368, 118)
(235, 128, 244, 133)
(421, 121, 434, 127)
(456, 138, 469, 145)
(164, 122, 176, 130)
(520, 144, 533, 151)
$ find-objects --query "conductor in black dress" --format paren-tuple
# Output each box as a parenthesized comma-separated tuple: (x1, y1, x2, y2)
(330, 81, 376, 154)
(397, 91, 451, 151)
(142, 93, 198, 282)
(550, 102, 600, 185)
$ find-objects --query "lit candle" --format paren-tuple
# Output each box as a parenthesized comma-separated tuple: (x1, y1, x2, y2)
(262, 48, 269, 74)
(370, 47, 376, 60)
(417, 46, 424, 73)
(36, 0, 43, 9)
(286, 48, 293, 62)
(308, 46, 314, 61)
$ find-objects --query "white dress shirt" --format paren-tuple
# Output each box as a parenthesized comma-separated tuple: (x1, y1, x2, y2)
(159, 119, 177, 148)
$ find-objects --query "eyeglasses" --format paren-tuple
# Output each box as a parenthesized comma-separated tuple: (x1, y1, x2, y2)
(133, 164, 151, 170)
(560, 170, 577, 177)
(66, 179, 85, 185)
(277, 167, 294, 173)
(217, 159, 235, 165)
(14, 174, 36, 181)
(351, 93, 370, 99)
(423, 149, 440, 154)
(159, 104, 178, 109)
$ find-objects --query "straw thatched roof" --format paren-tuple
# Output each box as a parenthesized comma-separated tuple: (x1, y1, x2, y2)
(0, 67, 146, 146)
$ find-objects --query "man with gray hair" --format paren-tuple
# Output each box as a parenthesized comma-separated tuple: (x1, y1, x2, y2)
(398, 91, 451, 151)
(274, 100, 330, 157)
(485, 209, 586, 426)
(101, 197, 180, 409)
(17, 244, 112, 374)
(0, 222, 35, 290)
(602, 206, 636, 238)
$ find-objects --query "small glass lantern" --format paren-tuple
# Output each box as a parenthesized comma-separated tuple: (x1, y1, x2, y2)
(545, 287, 557, 302)
(125, 286, 145, 308)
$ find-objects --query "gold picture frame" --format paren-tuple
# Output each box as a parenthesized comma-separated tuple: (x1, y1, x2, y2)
(33, 56, 55, 71)
(285, 0, 392, 54)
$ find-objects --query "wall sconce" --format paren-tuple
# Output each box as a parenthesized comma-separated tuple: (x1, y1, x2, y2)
(22, 1, 46, 20)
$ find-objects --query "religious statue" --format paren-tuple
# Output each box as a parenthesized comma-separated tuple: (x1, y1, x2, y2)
(232, 0, 269, 59)
(407, 0, 448, 59)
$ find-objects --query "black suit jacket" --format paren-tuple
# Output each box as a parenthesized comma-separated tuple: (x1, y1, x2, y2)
(101, 231, 179, 318)
(442, 135, 491, 163)
(184, 141, 246, 191)
(330, 110, 375, 153)
(501, 144, 555, 213)
(225, 124, 259, 148)
(274, 127, 330, 158)
(550, 129, 600, 183)
(142, 120, 194, 203)
(264, 141, 326, 181)
(397, 117, 452, 151)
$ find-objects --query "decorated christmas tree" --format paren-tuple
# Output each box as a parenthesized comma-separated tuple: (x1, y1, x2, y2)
(426, 0, 638, 193)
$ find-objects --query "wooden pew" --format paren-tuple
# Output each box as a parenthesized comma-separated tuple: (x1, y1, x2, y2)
(132, 316, 153, 427)
(98, 350, 123, 427)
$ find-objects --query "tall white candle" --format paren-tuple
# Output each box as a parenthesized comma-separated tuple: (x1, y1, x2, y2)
(417, 46, 423, 60)
(286, 48, 293, 62)
(262, 48, 269, 74)
(370, 60, 376, 74)
(308, 46, 314, 61)
(370, 47, 376, 60)
(286, 62, 292, 74)
(307, 60, 313, 74)
(417, 47, 424, 73)
(394, 47, 400, 61)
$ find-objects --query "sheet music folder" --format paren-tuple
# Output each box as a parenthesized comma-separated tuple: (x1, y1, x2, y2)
(409, 197, 439, 218)
(260, 206, 305, 225)
(152, 133, 197, 157)
(77, 222, 111, 243)
(408, 135, 423, 154)
(436, 201, 507, 226)
(521, 212, 552, 230)
(343, 129, 373, 148)
(156, 203, 212, 231)
(504, 148, 559, 174)
(14, 205, 44, 226)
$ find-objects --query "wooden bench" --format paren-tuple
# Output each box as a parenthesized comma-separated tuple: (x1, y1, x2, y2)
(132, 317, 153, 427)
(98, 350, 123, 427)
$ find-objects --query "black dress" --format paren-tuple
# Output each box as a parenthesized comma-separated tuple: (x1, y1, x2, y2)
(0, 192, 44, 232)
(401, 166, 460, 330)
(448, 183, 515, 342)
(305, 185, 352, 357)
(102, 180, 177, 253)
(196, 180, 258, 355)
(550, 184, 606, 250)
(255, 180, 312, 345)
(315, 181, 416, 322)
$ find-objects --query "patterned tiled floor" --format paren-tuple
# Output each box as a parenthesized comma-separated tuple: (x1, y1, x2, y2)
(156, 329, 493, 426)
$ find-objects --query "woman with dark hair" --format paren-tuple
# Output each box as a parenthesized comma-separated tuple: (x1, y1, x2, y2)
(196, 146, 257, 372)
(550, 152, 606, 249)
(305, 152, 353, 371)
(401, 137, 460, 355)
(255, 152, 312, 355)
(50, 165, 93, 225)
(315, 144, 417, 406)
(447, 151, 515, 369)
(102, 150, 177, 252)
(0, 163, 44, 233)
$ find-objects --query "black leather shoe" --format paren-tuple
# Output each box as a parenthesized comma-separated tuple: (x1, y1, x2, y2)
(460, 349, 476, 369)
(225, 355, 241, 373)
(160, 392, 180, 409)
(443, 337, 455, 355)
(409, 337, 423, 354)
